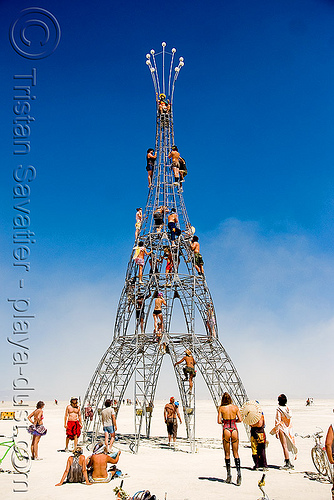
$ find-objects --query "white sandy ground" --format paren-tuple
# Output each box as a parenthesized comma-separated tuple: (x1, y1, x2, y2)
(1, 399, 334, 500)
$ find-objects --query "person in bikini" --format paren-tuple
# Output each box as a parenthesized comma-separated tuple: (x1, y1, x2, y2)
(153, 292, 166, 334)
(217, 392, 242, 485)
(135, 207, 142, 240)
(64, 397, 82, 452)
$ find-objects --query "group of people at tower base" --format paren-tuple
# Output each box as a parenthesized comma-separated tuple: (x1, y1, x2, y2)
(26, 392, 334, 497)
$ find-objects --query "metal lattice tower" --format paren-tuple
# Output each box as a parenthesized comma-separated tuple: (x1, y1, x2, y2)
(82, 43, 248, 453)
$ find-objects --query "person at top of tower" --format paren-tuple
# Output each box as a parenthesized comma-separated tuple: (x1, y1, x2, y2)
(168, 145, 180, 185)
(217, 392, 242, 485)
(174, 349, 196, 392)
(146, 148, 157, 188)
(156, 93, 170, 114)
(168, 209, 181, 246)
(133, 241, 152, 284)
(153, 291, 166, 334)
(135, 207, 142, 240)
(153, 205, 169, 233)
(190, 235, 204, 276)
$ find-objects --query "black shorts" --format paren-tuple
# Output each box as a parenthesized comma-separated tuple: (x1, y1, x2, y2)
(153, 310, 162, 315)
(136, 309, 144, 319)
(146, 165, 153, 172)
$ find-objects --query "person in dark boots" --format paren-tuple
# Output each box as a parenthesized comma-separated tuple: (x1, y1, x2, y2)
(217, 392, 242, 485)
(250, 411, 268, 471)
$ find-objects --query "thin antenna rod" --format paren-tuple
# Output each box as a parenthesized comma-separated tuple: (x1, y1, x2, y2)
(151, 50, 161, 96)
(162, 42, 166, 95)
(168, 48, 176, 98)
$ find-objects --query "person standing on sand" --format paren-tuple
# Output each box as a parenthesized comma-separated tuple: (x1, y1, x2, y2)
(325, 423, 334, 499)
(271, 393, 297, 470)
(174, 350, 196, 392)
(28, 401, 47, 460)
(217, 392, 242, 485)
(64, 397, 82, 452)
(101, 399, 117, 453)
(164, 397, 182, 446)
(250, 410, 268, 471)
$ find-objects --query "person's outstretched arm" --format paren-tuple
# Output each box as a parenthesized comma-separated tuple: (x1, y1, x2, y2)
(55, 457, 72, 486)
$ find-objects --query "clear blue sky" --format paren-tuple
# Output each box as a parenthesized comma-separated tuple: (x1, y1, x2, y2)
(1, 0, 334, 402)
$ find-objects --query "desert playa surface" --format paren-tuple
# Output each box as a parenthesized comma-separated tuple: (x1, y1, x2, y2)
(1, 399, 333, 499)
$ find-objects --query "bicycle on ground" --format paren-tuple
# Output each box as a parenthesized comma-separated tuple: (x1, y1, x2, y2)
(0, 434, 31, 473)
(296, 428, 333, 482)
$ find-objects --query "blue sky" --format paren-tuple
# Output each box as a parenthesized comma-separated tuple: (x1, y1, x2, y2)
(1, 0, 334, 402)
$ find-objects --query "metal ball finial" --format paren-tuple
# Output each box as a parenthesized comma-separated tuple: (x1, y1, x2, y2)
(150, 49, 155, 55)
(162, 42, 166, 47)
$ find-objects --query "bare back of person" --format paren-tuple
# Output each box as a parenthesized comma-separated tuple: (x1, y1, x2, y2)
(168, 213, 178, 224)
(154, 297, 165, 310)
(191, 241, 200, 254)
(89, 454, 114, 479)
(169, 150, 180, 164)
(164, 403, 176, 419)
(218, 403, 241, 455)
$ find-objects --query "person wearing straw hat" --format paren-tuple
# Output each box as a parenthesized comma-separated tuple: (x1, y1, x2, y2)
(217, 392, 242, 485)
(240, 400, 268, 471)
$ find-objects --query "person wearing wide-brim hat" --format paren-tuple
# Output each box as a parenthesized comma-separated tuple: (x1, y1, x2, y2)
(240, 400, 268, 471)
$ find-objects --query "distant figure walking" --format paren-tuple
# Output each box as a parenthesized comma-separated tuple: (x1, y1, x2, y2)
(135, 207, 142, 240)
(101, 399, 117, 453)
(28, 401, 47, 460)
(133, 241, 151, 284)
(153, 292, 166, 334)
(190, 235, 204, 275)
(271, 394, 297, 469)
(64, 397, 82, 452)
(217, 392, 242, 485)
(56, 447, 92, 486)
(146, 148, 157, 188)
(174, 349, 196, 392)
(164, 397, 182, 446)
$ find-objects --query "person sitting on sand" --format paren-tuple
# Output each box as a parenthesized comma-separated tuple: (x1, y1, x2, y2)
(217, 392, 242, 485)
(86, 442, 121, 483)
(56, 447, 92, 486)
